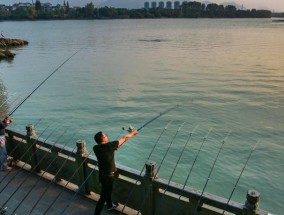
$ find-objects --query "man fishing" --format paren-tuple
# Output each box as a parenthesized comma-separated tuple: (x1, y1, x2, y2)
(93, 129, 138, 215)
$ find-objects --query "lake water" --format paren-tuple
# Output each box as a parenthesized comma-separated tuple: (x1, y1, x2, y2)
(0, 18, 283, 214)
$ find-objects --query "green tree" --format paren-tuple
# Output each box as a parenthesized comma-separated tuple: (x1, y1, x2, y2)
(225, 5, 237, 17)
(182, 1, 203, 18)
(85, 2, 95, 18)
(35, 0, 41, 11)
(28, 5, 37, 19)
(206, 3, 219, 17)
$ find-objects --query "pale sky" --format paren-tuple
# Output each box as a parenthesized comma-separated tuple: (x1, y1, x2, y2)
(2, 0, 284, 12)
(206, 0, 284, 12)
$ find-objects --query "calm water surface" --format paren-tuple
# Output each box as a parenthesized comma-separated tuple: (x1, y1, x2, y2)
(0, 19, 284, 214)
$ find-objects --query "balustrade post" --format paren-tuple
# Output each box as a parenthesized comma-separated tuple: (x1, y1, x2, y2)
(75, 139, 90, 195)
(26, 124, 41, 173)
(243, 190, 261, 215)
(141, 160, 157, 215)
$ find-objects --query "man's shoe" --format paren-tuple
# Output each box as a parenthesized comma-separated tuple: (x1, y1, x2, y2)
(107, 202, 119, 211)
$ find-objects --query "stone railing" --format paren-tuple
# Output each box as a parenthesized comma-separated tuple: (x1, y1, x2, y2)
(6, 125, 269, 215)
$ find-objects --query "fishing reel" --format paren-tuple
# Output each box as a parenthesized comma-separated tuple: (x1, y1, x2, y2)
(122, 125, 135, 133)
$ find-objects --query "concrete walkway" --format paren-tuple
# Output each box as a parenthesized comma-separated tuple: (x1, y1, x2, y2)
(0, 166, 125, 215)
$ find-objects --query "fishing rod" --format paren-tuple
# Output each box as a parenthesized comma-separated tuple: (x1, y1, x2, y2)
(222, 140, 259, 214)
(120, 120, 173, 214)
(0, 124, 52, 185)
(179, 129, 212, 198)
(13, 131, 77, 214)
(137, 105, 179, 131)
(0, 127, 65, 210)
(4, 113, 48, 166)
(161, 125, 199, 197)
(29, 145, 78, 214)
(57, 130, 126, 215)
(172, 128, 212, 213)
(193, 130, 231, 215)
(8, 49, 81, 116)
(2, 128, 67, 213)
(59, 107, 179, 215)
(0, 94, 22, 118)
(137, 122, 185, 215)
(43, 151, 92, 215)
(151, 125, 198, 215)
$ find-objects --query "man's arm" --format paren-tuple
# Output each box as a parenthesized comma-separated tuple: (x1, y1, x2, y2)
(118, 130, 138, 147)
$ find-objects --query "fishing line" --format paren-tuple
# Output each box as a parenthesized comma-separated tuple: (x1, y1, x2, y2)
(160, 125, 199, 197)
(120, 120, 173, 214)
(48, 129, 126, 215)
(179, 128, 212, 197)
(29, 144, 78, 214)
(0, 94, 22, 117)
(137, 122, 185, 215)
(13, 131, 77, 214)
(5, 113, 48, 164)
(172, 128, 212, 213)
(193, 130, 232, 215)
(8, 49, 81, 116)
(0, 96, 14, 109)
(222, 140, 259, 214)
(137, 105, 179, 131)
(0, 123, 53, 186)
(43, 152, 93, 214)
(1, 128, 67, 210)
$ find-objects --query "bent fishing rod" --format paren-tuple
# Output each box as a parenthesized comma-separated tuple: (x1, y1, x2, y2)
(59, 105, 179, 215)
(8, 49, 81, 116)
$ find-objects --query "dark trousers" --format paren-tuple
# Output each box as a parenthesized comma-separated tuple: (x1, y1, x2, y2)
(94, 175, 115, 215)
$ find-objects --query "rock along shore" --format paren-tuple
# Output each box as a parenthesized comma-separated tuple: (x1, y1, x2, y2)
(0, 38, 29, 60)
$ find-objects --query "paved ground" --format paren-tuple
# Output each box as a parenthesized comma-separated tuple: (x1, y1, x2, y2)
(0, 166, 131, 215)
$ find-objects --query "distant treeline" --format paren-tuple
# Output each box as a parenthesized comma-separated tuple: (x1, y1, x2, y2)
(0, 1, 271, 20)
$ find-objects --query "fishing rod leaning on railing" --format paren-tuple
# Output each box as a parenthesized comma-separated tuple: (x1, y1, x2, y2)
(0, 123, 53, 186)
(12, 131, 78, 214)
(222, 140, 259, 214)
(136, 121, 185, 215)
(0, 127, 65, 211)
(172, 128, 212, 213)
(193, 130, 232, 215)
(120, 120, 173, 214)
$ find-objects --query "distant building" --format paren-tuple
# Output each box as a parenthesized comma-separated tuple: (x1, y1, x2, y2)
(174, 1, 180, 9)
(144, 1, 185, 9)
(158, 1, 165, 8)
(12, 3, 32, 10)
(42, 3, 52, 11)
(151, 1, 157, 8)
(166, 1, 172, 9)
(144, 1, 150, 9)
